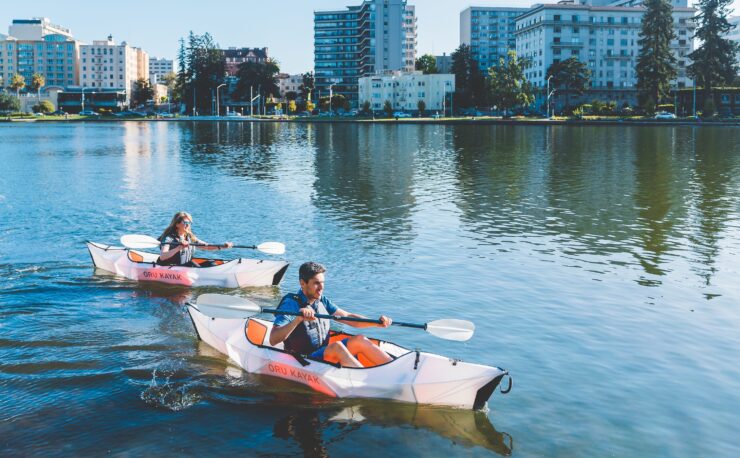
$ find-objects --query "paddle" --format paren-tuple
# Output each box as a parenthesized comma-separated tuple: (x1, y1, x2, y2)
(193, 293, 475, 342)
(120, 234, 285, 255)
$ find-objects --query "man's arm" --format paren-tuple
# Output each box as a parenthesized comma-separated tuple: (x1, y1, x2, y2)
(333, 308, 392, 328)
(269, 307, 316, 346)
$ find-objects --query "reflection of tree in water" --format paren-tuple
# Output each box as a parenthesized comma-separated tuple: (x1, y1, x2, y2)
(175, 122, 281, 181)
(273, 409, 360, 458)
(686, 128, 740, 288)
(311, 124, 417, 246)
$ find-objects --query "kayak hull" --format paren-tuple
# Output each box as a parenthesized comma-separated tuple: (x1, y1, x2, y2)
(87, 241, 288, 287)
(187, 304, 509, 409)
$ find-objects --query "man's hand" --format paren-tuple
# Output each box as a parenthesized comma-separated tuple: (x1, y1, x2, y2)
(378, 315, 392, 328)
(299, 307, 316, 321)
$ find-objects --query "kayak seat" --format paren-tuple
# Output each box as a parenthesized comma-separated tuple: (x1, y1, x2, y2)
(191, 258, 226, 268)
(127, 251, 145, 263)
(246, 319, 268, 346)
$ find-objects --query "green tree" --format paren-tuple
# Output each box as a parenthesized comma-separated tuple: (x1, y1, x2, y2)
(488, 51, 535, 115)
(451, 44, 487, 108)
(415, 54, 438, 74)
(28, 73, 45, 103)
(361, 100, 371, 115)
(299, 71, 314, 101)
(383, 100, 393, 117)
(688, 0, 739, 99)
(0, 93, 21, 111)
(174, 38, 188, 104)
(179, 32, 226, 114)
(546, 57, 591, 110)
(233, 59, 280, 103)
(10, 73, 25, 99)
(132, 78, 155, 107)
(636, 0, 677, 107)
(32, 100, 54, 114)
(285, 91, 298, 101)
(417, 99, 426, 116)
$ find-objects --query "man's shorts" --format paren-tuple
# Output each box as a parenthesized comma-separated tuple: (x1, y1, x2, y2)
(309, 338, 350, 360)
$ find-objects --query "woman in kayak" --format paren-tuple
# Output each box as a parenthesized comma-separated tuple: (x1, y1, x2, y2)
(157, 211, 233, 266)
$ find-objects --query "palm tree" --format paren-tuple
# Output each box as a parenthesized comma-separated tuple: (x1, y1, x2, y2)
(10, 73, 25, 99)
(29, 73, 45, 103)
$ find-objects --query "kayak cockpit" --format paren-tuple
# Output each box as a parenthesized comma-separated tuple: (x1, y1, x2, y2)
(244, 318, 411, 367)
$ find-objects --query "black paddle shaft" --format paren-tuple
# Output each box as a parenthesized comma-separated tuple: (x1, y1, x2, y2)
(164, 241, 256, 249)
(261, 308, 426, 329)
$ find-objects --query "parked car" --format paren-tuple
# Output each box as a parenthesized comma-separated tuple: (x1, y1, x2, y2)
(225, 111, 241, 117)
(50, 110, 67, 116)
(115, 110, 145, 118)
(393, 111, 411, 118)
(79, 110, 100, 116)
(158, 112, 175, 118)
(654, 111, 677, 119)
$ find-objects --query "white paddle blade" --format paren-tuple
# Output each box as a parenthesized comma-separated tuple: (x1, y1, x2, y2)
(425, 319, 475, 342)
(256, 241, 286, 255)
(194, 294, 263, 319)
(120, 234, 161, 249)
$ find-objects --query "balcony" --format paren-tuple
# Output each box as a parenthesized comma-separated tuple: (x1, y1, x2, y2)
(551, 40, 584, 47)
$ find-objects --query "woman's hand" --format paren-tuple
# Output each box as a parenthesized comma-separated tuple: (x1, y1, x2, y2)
(378, 315, 392, 327)
(178, 240, 189, 250)
(222, 242, 233, 249)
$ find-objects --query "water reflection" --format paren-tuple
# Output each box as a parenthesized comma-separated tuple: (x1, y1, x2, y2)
(272, 402, 512, 456)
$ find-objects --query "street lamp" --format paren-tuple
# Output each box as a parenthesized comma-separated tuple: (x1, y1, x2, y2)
(216, 83, 226, 116)
(546, 75, 554, 118)
(328, 83, 336, 116)
(81, 86, 91, 113)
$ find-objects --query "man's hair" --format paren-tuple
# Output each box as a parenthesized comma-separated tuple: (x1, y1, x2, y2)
(299, 262, 326, 283)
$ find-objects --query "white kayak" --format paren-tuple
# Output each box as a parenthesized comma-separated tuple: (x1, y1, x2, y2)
(186, 303, 511, 410)
(87, 241, 289, 287)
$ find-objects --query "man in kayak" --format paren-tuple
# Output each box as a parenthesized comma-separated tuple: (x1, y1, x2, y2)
(269, 262, 393, 368)
(157, 211, 233, 266)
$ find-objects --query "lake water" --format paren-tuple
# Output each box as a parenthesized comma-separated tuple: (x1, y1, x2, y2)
(1, 121, 739, 456)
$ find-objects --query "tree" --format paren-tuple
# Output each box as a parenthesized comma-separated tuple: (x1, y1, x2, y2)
(687, 0, 739, 99)
(10, 73, 25, 99)
(233, 59, 280, 103)
(0, 93, 21, 112)
(488, 51, 535, 115)
(132, 78, 155, 107)
(299, 71, 315, 101)
(451, 44, 487, 108)
(546, 57, 591, 110)
(179, 32, 226, 115)
(361, 100, 371, 115)
(383, 100, 393, 117)
(285, 91, 298, 101)
(32, 100, 54, 114)
(415, 54, 438, 74)
(636, 0, 677, 107)
(305, 99, 315, 113)
(417, 99, 426, 117)
(28, 73, 45, 103)
(288, 100, 297, 114)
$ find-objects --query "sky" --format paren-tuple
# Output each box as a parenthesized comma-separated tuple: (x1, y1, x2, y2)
(1, 0, 737, 74)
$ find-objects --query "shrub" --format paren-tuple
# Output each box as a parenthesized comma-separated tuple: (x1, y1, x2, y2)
(32, 100, 55, 113)
(0, 93, 21, 112)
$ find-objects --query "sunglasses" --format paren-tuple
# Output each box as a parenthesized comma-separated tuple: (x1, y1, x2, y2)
(180, 220, 192, 226)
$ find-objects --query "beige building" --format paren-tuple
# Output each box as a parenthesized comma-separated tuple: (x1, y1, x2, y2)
(358, 71, 454, 112)
(78, 35, 148, 104)
(0, 18, 80, 91)
(277, 73, 303, 97)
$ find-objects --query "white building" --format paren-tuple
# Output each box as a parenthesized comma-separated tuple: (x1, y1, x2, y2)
(460, 7, 528, 71)
(514, 0, 696, 108)
(277, 73, 303, 97)
(0, 18, 80, 91)
(149, 57, 173, 84)
(358, 71, 454, 112)
(78, 35, 148, 104)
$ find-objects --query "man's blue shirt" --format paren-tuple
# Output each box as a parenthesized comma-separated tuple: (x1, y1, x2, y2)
(273, 289, 339, 328)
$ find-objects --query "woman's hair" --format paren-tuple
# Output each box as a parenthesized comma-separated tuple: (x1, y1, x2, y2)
(158, 211, 196, 242)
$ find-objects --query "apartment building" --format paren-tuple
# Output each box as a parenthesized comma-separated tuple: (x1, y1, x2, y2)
(223, 47, 268, 76)
(78, 35, 148, 104)
(277, 73, 304, 97)
(514, 0, 696, 108)
(149, 57, 173, 84)
(314, 0, 417, 107)
(358, 71, 454, 112)
(0, 18, 79, 91)
(460, 7, 528, 71)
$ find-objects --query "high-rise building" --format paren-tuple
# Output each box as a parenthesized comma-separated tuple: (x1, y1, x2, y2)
(223, 47, 268, 76)
(149, 57, 173, 84)
(314, 0, 417, 107)
(78, 35, 148, 105)
(435, 53, 453, 74)
(514, 0, 696, 108)
(460, 7, 528, 71)
(0, 18, 80, 90)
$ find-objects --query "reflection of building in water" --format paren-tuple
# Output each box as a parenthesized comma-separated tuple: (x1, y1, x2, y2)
(311, 123, 420, 245)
